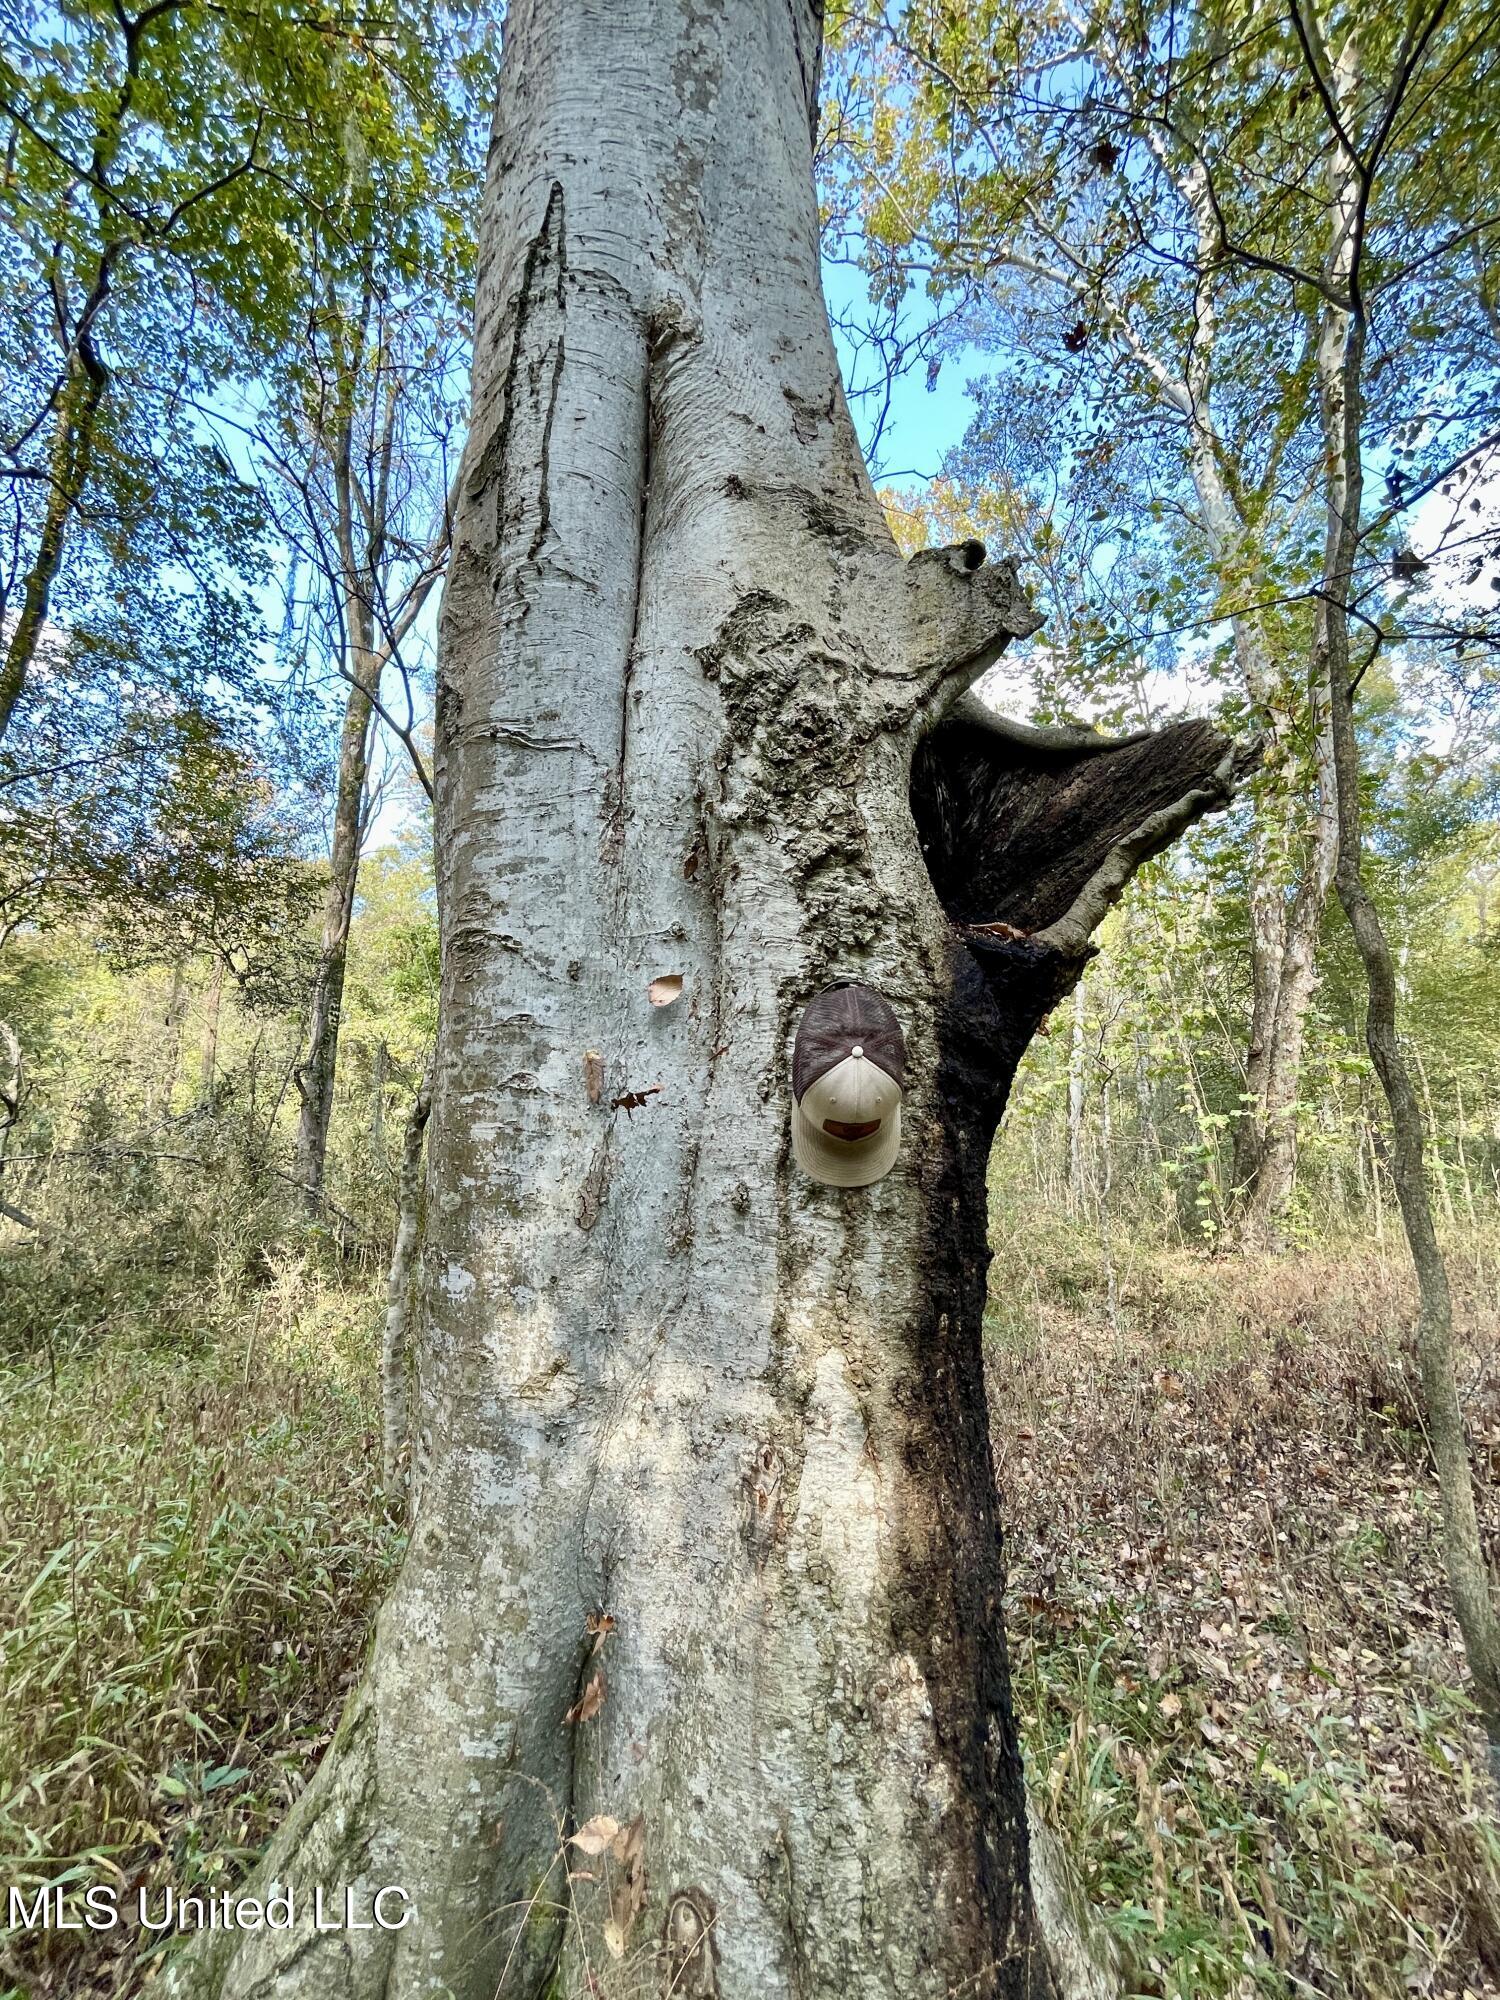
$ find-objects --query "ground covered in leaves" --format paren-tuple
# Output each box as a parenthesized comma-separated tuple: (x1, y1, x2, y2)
(6, 1207, 1500, 1999)
(992, 1213, 1500, 1999)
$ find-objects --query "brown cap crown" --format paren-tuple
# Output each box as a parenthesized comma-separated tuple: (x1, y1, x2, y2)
(792, 982, 906, 1102)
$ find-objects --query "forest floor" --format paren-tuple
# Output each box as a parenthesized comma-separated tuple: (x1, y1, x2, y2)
(992, 1206, 1500, 2000)
(3, 1213, 1500, 1997)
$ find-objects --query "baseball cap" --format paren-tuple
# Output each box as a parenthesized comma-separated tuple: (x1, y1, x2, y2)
(791, 982, 907, 1187)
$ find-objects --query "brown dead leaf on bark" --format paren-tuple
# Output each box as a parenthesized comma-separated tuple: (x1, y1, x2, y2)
(585, 1609, 616, 1657)
(568, 1814, 621, 1856)
(966, 918, 1032, 940)
(611, 1084, 663, 1115)
(601, 1814, 647, 1958)
(564, 1669, 607, 1725)
(647, 974, 683, 1006)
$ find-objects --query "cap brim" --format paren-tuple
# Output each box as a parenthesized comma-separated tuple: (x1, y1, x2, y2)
(792, 1099, 902, 1188)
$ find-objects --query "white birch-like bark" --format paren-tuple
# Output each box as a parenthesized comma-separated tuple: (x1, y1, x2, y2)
(381, 1058, 433, 1497)
(164, 8, 1245, 1996)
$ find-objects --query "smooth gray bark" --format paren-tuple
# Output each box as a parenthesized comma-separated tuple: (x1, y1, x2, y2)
(164, 7, 1245, 1997)
(381, 1058, 432, 1497)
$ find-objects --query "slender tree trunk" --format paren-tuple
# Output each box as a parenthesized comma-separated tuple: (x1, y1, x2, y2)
(381, 1058, 432, 1499)
(165, 8, 1246, 1996)
(1328, 651, 1500, 1769)
(199, 959, 224, 1110)
(1187, 426, 1337, 1248)
(1229, 820, 1285, 1200)
(1133, 1026, 1157, 1165)
(0, 356, 106, 743)
(370, 1038, 389, 1159)
(294, 680, 373, 1210)
(149, 960, 188, 1123)
(1067, 982, 1087, 1209)
(1313, 71, 1500, 1774)
(1236, 701, 1339, 1248)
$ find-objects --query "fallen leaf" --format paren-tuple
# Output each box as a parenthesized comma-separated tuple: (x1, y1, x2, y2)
(564, 1669, 607, 1725)
(602, 1815, 646, 1958)
(648, 974, 683, 1007)
(611, 1084, 663, 1116)
(1159, 1692, 1182, 1718)
(967, 919, 1031, 940)
(568, 1814, 621, 1856)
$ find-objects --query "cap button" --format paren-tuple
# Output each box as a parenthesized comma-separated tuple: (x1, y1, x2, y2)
(852, 1044, 864, 1057)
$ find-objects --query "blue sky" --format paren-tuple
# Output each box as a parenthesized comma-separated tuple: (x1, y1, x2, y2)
(822, 256, 980, 485)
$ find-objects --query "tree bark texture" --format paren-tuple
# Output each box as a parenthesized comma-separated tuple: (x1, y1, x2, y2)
(381, 1057, 433, 1498)
(165, 7, 1245, 1996)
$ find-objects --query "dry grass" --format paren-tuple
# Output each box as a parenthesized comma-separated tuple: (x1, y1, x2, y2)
(9, 1186, 1500, 2000)
(990, 1210, 1500, 1998)
(0, 1248, 405, 2000)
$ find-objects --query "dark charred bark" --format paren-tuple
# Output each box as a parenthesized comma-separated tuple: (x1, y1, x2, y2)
(904, 700, 1252, 1991)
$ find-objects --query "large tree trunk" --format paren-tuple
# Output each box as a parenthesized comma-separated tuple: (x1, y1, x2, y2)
(166, 8, 1244, 1996)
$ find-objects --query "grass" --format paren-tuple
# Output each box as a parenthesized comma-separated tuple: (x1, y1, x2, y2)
(7, 1182, 1500, 1998)
(990, 1202, 1500, 1998)
(0, 1243, 405, 2000)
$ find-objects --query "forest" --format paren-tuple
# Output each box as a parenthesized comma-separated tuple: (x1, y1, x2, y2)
(2, 0, 1499, 1996)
